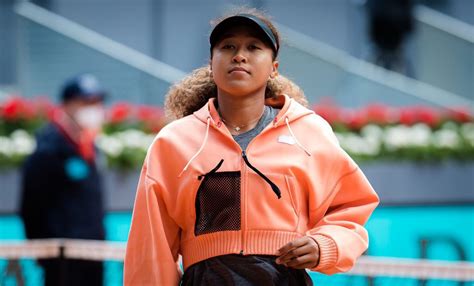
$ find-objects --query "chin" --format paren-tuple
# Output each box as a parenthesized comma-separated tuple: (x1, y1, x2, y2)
(220, 83, 266, 97)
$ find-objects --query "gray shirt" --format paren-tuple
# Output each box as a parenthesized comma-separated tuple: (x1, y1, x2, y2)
(233, 105, 279, 151)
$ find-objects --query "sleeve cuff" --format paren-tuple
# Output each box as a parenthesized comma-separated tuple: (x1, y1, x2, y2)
(308, 234, 338, 271)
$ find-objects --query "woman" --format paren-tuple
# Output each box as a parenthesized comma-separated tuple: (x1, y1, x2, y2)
(124, 8, 379, 285)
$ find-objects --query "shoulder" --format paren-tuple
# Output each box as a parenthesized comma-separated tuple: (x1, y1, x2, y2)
(142, 115, 206, 181)
(24, 124, 64, 168)
(300, 113, 358, 174)
(152, 114, 203, 144)
(296, 110, 339, 146)
(145, 114, 204, 158)
(34, 124, 66, 153)
(305, 112, 334, 132)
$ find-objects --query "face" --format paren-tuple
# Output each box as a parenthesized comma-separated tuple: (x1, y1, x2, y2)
(210, 25, 278, 98)
(75, 101, 105, 131)
(65, 99, 105, 131)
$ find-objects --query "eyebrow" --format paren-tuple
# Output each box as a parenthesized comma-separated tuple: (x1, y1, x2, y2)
(218, 34, 264, 43)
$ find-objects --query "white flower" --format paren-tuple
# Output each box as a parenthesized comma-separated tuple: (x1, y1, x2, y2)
(96, 135, 124, 157)
(384, 124, 432, 150)
(410, 123, 432, 147)
(384, 125, 411, 151)
(0, 136, 15, 156)
(10, 129, 36, 155)
(361, 124, 384, 140)
(96, 130, 154, 158)
(432, 129, 460, 149)
(336, 132, 380, 156)
(116, 129, 149, 149)
(360, 124, 383, 155)
(460, 123, 474, 146)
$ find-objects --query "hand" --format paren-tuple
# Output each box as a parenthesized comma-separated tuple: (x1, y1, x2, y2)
(275, 236, 320, 269)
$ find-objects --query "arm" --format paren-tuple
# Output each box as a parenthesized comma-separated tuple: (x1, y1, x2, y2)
(305, 157, 379, 274)
(123, 161, 182, 285)
(20, 151, 60, 238)
(276, 159, 378, 273)
(276, 118, 378, 274)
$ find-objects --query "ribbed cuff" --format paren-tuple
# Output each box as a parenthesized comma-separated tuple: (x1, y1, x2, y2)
(308, 234, 338, 271)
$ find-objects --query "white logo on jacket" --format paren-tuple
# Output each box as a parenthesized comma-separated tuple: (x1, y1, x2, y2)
(278, 135, 295, 145)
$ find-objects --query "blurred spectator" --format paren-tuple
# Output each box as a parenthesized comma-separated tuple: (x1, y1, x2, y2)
(366, 0, 415, 77)
(20, 74, 107, 286)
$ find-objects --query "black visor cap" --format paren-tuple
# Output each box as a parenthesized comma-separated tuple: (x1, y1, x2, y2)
(210, 14, 279, 56)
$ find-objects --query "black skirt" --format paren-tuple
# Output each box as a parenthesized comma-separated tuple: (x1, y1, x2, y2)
(180, 254, 314, 286)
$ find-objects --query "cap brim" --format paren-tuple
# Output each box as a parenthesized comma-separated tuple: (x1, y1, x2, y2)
(83, 92, 107, 103)
(210, 14, 278, 54)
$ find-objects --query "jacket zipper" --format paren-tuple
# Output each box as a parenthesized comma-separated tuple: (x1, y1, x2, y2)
(239, 150, 282, 256)
(211, 116, 283, 255)
(240, 152, 247, 255)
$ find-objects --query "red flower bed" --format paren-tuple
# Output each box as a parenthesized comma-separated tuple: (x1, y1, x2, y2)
(1, 95, 472, 136)
(312, 102, 471, 132)
(103, 102, 166, 134)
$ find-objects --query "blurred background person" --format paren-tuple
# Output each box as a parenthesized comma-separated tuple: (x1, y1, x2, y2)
(366, 0, 415, 77)
(19, 74, 107, 286)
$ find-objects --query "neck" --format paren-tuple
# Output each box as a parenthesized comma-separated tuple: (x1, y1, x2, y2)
(217, 89, 266, 133)
(54, 107, 83, 142)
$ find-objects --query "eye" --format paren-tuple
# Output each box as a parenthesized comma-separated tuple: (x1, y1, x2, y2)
(221, 44, 234, 49)
(248, 44, 261, 50)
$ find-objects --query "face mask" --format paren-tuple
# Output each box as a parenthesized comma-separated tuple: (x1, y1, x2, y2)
(74, 105, 105, 131)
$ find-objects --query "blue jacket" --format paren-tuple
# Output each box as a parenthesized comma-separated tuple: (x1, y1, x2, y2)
(20, 123, 105, 240)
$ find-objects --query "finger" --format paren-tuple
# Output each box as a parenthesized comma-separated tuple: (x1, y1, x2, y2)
(277, 238, 319, 264)
(285, 253, 319, 269)
(277, 237, 311, 256)
(276, 244, 313, 264)
(287, 261, 318, 270)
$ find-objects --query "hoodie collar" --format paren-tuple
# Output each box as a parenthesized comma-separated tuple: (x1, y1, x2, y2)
(181, 94, 313, 176)
(193, 94, 313, 128)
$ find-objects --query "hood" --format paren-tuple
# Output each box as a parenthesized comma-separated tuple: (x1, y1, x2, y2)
(179, 94, 314, 177)
(193, 94, 313, 128)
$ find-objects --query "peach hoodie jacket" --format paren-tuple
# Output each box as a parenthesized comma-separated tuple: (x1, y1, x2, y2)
(124, 94, 379, 285)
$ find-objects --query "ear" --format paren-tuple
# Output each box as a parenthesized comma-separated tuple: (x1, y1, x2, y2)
(270, 61, 279, 79)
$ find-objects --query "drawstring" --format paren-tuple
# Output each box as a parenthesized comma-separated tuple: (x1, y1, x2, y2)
(197, 159, 224, 180)
(285, 117, 311, 157)
(242, 151, 281, 199)
(179, 117, 211, 177)
(179, 116, 310, 191)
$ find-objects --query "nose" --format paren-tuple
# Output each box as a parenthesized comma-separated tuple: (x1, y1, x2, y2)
(232, 51, 247, 63)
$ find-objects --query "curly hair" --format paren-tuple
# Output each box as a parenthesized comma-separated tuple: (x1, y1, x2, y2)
(165, 66, 308, 120)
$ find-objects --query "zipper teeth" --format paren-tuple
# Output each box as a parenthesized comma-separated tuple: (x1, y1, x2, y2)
(238, 118, 281, 254)
(241, 152, 246, 255)
(211, 115, 280, 255)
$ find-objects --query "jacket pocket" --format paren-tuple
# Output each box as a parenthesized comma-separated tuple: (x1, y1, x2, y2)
(194, 171, 241, 236)
(246, 173, 299, 232)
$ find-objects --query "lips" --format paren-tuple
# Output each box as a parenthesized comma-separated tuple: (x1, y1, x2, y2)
(228, 66, 250, 74)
